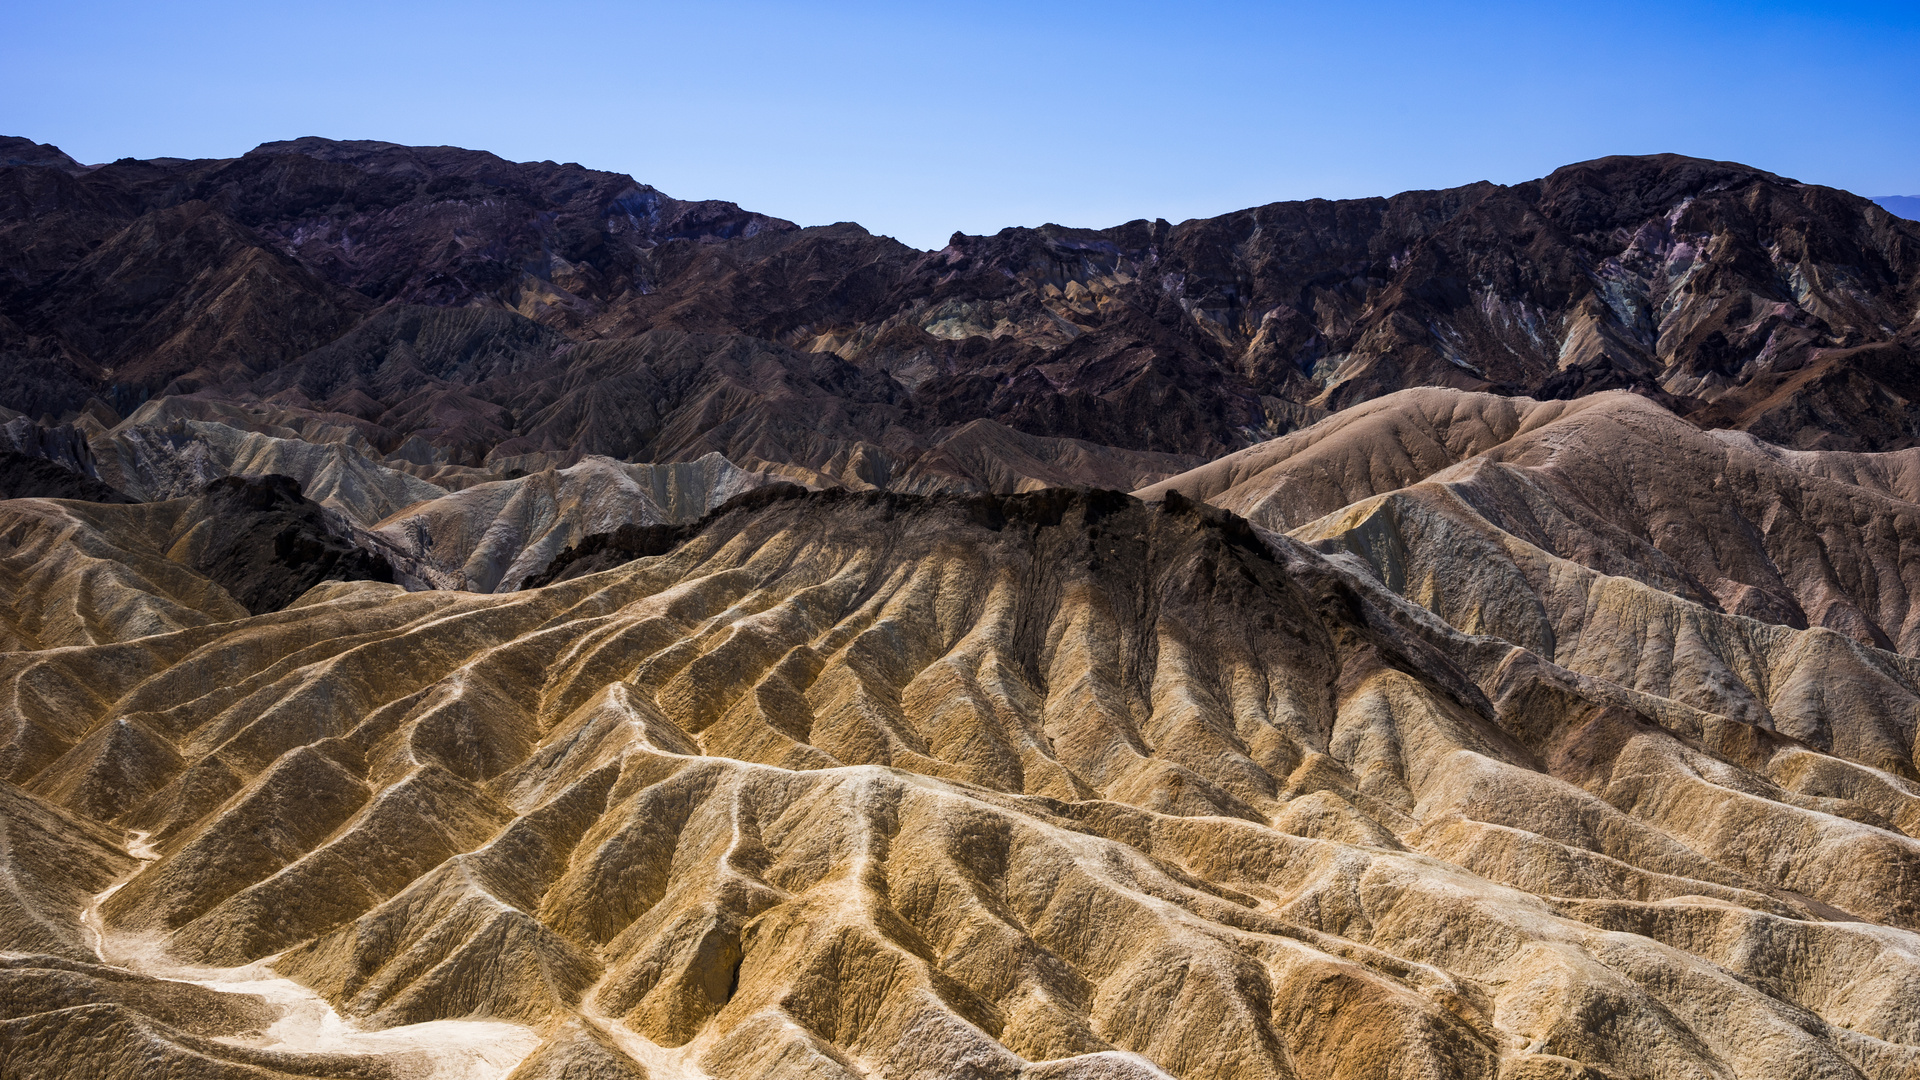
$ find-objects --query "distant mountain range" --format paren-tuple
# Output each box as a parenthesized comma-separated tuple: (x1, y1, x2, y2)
(1876, 194, 1920, 220)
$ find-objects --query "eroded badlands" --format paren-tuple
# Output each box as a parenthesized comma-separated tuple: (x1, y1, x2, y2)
(7, 397, 1920, 1078)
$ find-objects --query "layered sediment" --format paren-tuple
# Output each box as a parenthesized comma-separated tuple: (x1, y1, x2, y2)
(4, 473, 1920, 1077)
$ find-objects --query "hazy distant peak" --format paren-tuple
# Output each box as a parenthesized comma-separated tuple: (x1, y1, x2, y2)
(1874, 194, 1920, 220)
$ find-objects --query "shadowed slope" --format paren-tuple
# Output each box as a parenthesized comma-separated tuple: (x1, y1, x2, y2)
(0, 473, 391, 650)
(68, 325, 1205, 506)
(0, 451, 132, 503)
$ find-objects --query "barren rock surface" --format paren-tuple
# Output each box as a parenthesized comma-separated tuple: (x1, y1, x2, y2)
(0, 472, 391, 649)
(364, 452, 773, 592)
(1146, 388, 1920, 657)
(5, 473, 1920, 1078)
(7, 133, 1920, 1079)
(8, 139, 1918, 466)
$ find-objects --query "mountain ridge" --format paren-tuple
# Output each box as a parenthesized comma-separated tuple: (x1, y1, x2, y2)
(5, 139, 1917, 465)
(11, 469, 1920, 1077)
(1874, 195, 1920, 220)
(9, 136, 1920, 1079)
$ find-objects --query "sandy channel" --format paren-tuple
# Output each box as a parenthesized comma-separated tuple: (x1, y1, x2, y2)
(79, 831, 543, 1080)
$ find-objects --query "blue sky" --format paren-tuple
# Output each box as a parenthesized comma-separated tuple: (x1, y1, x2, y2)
(3, 1, 1915, 249)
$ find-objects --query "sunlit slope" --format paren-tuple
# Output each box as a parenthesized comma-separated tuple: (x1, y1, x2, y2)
(1148, 388, 1920, 655)
(4, 488, 1920, 1077)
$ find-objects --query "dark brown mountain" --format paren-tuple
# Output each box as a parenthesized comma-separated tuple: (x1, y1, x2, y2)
(521, 153, 1920, 455)
(219, 138, 794, 315)
(0, 138, 792, 417)
(186, 473, 394, 614)
(21, 201, 372, 391)
(3, 138, 1918, 472)
(0, 137, 84, 172)
(802, 156, 1920, 453)
(253, 314, 1198, 492)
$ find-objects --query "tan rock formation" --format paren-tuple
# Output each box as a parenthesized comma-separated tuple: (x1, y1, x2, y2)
(90, 405, 450, 524)
(1147, 388, 1920, 655)
(365, 452, 774, 592)
(0, 496, 250, 650)
(4, 481, 1920, 1078)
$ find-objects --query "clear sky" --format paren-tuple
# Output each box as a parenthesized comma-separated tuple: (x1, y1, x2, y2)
(3, 1, 1916, 250)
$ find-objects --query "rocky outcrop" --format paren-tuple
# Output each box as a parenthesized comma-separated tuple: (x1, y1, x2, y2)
(185, 474, 393, 614)
(1146, 387, 1920, 656)
(89, 402, 450, 522)
(366, 452, 776, 592)
(7, 139, 1917, 464)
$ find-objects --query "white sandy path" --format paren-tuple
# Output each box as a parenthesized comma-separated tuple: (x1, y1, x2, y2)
(80, 831, 543, 1080)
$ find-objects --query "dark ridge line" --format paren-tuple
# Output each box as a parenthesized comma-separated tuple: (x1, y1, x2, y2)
(519, 483, 1270, 591)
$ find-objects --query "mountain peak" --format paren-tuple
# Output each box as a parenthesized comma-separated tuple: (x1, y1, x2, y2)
(1874, 194, 1920, 220)
(0, 134, 84, 172)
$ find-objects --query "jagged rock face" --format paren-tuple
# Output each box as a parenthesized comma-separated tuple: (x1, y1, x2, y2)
(0, 138, 790, 411)
(16, 321, 1202, 504)
(6, 484, 1920, 1078)
(830, 156, 1920, 453)
(6, 140, 1918, 460)
(582, 155, 1920, 455)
